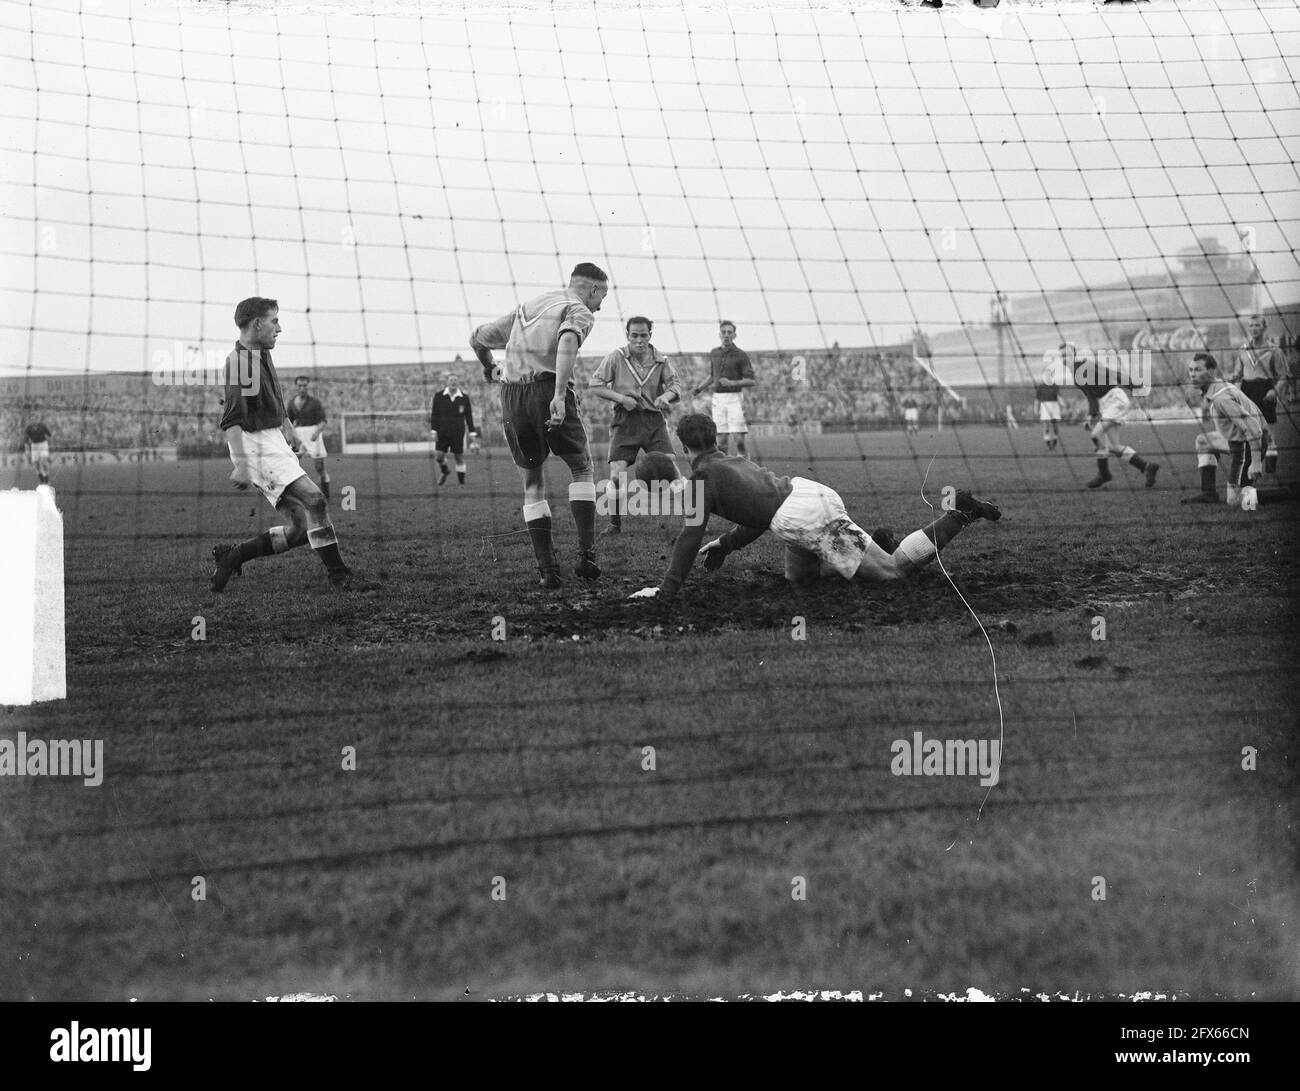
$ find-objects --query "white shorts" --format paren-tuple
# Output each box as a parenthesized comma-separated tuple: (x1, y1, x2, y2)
(294, 425, 327, 459)
(28, 441, 50, 464)
(710, 392, 747, 434)
(1098, 387, 1130, 424)
(904, 408, 920, 423)
(229, 427, 307, 507)
(1039, 401, 1061, 422)
(769, 477, 893, 580)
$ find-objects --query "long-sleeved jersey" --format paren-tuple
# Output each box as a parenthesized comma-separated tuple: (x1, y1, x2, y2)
(430, 388, 476, 436)
(1202, 379, 1265, 444)
(659, 449, 794, 594)
(219, 344, 287, 433)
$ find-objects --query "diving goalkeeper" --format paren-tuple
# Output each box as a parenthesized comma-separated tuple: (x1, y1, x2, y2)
(630, 414, 1002, 598)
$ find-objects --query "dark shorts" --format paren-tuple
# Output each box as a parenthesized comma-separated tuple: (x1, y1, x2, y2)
(1240, 380, 1277, 424)
(1228, 440, 1252, 486)
(500, 376, 590, 470)
(609, 408, 674, 464)
(434, 430, 464, 456)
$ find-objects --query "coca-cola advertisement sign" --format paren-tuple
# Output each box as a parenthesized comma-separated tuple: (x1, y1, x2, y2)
(1130, 325, 1209, 353)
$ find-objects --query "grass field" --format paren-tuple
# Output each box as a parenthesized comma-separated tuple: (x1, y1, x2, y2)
(2, 421, 1298, 1000)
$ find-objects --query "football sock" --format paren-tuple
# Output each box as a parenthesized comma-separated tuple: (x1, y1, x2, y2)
(1120, 446, 1148, 472)
(1199, 465, 1216, 495)
(234, 526, 291, 565)
(1265, 441, 1278, 474)
(320, 476, 331, 500)
(307, 522, 347, 572)
(569, 481, 597, 552)
(1096, 454, 1111, 478)
(523, 500, 556, 571)
(457, 471, 465, 484)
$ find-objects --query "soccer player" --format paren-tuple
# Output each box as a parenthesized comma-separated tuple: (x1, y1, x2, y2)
(692, 320, 755, 456)
(1035, 364, 1062, 450)
(469, 263, 608, 588)
(1229, 314, 1286, 475)
(286, 375, 330, 500)
(429, 370, 479, 486)
(23, 414, 52, 485)
(1181, 352, 1265, 506)
(209, 298, 355, 591)
(1066, 342, 1160, 490)
(901, 395, 921, 434)
(587, 316, 682, 533)
(629, 413, 1001, 598)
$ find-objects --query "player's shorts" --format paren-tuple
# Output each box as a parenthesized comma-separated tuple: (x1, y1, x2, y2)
(1039, 401, 1061, 422)
(1098, 387, 1130, 425)
(433, 428, 465, 457)
(609, 408, 674, 464)
(769, 477, 893, 581)
(229, 427, 307, 507)
(499, 373, 589, 470)
(1240, 379, 1277, 425)
(904, 408, 920, 424)
(710, 391, 747, 433)
(28, 441, 50, 464)
(293, 425, 327, 459)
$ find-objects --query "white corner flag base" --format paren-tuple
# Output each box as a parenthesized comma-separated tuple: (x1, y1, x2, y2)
(0, 486, 66, 704)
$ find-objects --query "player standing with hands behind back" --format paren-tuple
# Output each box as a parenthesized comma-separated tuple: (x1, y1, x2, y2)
(287, 375, 330, 500)
(693, 320, 755, 456)
(470, 263, 608, 588)
(209, 297, 356, 591)
(429, 370, 479, 486)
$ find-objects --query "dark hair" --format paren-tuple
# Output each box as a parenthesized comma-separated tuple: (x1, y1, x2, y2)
(720, 320, 736, 333)
(625, 316, 653, 334)
(235, 297, 278, 328)
(295, 375, 310, 383)
(570, 262, 608, 283)
(676, 413, 718, 452)
(1192, 352, 1218, 370)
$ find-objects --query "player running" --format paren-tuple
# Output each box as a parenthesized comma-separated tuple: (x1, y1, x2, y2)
(692, 320, 755, 456)
(1035, 365, 1062, 451)
(429, 371, 479, 486)
(1066, 342, 1160, 490)
(209, 297, 356, 591)
(469, 263, 608, 588)
(23, 414, 52, 485)
(1181, 352, 1265, 507)
(586, 315, 682, 534)
(630, 413, 1001, 598)
(286, 375, 331, 500)
(1229, 314, 1286, 476)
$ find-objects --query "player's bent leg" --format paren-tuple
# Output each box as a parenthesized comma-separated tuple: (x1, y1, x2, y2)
(1184, 433, 1223, 503)
(280, 476, 351, 583)
(1086, 423, 1115, 488)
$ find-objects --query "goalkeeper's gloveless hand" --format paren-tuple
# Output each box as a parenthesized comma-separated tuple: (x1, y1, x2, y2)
(699, 538, 728, 571)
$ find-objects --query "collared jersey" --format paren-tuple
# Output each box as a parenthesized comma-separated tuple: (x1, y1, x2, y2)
(219, 343, 287, 432)
(1202, 380, 1265, 444)
(471, 289, 596, 383)
(708, 344, 755, 388)
(430, 388, 476, 434)
(660, 449, 793, 594)
(1035, 383, 1059, 402)
(287, 393, 326, 427)
(588, 344, 681, 412)
(1231, 340, 1286, 384)
(24, 423, 51, 443)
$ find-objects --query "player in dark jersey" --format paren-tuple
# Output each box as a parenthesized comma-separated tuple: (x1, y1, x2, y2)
(209, 297, 359, 592)
(23, 417, 52, 485)
(286, 375, 330, 500)
(693, 321, 756, 456)
(429, 371, 479, 486)
(1034, 364, 1062, 451)
(630, 414, 1002, 598)
(1066, 343, 1159, 490)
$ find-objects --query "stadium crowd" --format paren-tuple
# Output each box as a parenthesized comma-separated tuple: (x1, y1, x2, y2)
(7, 334, 1297, 453)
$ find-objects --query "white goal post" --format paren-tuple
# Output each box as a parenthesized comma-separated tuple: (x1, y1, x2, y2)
(339, 409, 439, 456)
